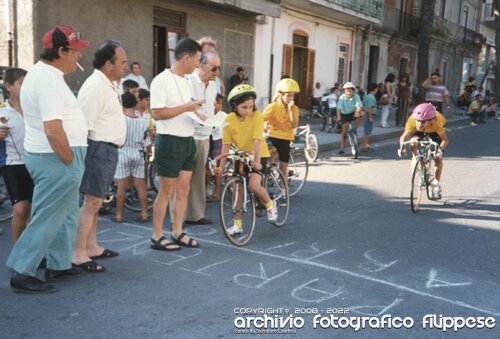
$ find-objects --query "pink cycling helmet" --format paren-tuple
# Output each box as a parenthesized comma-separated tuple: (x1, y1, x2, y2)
(411, 103, 436, 121)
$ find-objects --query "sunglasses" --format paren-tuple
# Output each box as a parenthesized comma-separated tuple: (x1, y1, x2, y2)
(205, 64, 221, 72)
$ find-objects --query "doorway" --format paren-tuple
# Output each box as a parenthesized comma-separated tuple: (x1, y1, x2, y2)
(367, 45, 380, 87)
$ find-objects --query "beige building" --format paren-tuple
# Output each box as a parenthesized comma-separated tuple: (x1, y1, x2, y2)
(0, 0, 280, 91)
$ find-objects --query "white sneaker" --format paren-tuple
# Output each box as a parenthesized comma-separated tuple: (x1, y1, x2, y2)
(227, 225, 243, 235)
(431, 184, 442, 199)
(267, 201, 278, 222)
(470, 122, 477, 126)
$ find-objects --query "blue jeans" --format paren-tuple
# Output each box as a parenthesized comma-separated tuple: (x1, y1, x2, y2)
(7, 147, 86, 276)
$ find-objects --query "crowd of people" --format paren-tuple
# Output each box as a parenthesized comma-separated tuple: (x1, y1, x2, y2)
(0, 25, 492, 294)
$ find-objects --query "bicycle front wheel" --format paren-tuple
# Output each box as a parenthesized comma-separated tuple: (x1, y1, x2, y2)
(410, 159, 425, 213)
(266, 168, 289, 227)
(347, 130, 360, 159)
(220, 176, 256, 246)
(288, 150, 308, 196)
(305, 133, 319, 162)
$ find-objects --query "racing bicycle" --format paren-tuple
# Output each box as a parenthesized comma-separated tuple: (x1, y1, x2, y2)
(215, 149, 289, 246)
(400, 138, 441, 213)
(294, 124, 319, 162)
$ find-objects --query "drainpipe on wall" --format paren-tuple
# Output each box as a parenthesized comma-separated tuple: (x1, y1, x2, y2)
(268, 16, 276, 103)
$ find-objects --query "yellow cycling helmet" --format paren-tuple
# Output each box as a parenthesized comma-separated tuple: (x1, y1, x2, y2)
(227, 84, 257, 103)
(276, 78, 300, 93)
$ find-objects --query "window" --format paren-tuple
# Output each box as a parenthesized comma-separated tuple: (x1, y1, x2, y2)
(440, 0, 446, 18)
(292, 31, 308, 47)
(153, 7, 186, 75)
(338, 44, 348, 84)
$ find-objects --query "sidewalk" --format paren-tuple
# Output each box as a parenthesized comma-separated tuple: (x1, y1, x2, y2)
(300, 108, 470, 153)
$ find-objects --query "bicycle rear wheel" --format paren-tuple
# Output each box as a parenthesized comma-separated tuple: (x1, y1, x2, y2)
(265, 168, 289, 227)
(124, 185, 156, 212)
(305, 133, 319, 162)
(347, 130, 360, 159)
(410, 159, 425, 213)
(288, 150, 308, 196)
(220, 176, 256, 246)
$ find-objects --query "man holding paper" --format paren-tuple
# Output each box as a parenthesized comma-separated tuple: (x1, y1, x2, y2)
(184, 50, 221, 225)
(149, 38, 204, 250)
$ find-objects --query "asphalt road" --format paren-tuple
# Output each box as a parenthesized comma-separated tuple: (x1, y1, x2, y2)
(1, 121, 500, 338)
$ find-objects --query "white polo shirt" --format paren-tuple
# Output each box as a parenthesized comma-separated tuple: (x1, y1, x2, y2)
(187, 71, 217, 140)
(150, 69, 195, 137)
(0, 101, 26, 165)
(123, 73, 149, 90)
(78, 69, 126, 146)
(21, 61, 88, 153)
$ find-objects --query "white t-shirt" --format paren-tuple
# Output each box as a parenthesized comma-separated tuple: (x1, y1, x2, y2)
(78, 69, 126, 146)
(150, 69, 195, 137)
(0, 102, 25, 165)
(211, 111, 227, 141)
(122, 73, 149, 91)
(21, 61, 88, 153)
(187, 71, 217, 140)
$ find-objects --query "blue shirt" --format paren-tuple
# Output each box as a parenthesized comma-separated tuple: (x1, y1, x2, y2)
(363, 93, 377, 115)
(337, 93, 363, 115)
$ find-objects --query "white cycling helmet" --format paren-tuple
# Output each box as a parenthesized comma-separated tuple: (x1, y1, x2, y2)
(342, 82, 355, 89)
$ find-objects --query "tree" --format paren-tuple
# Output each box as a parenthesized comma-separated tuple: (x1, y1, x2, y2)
(495, 0, 500, 101)
(416, 0, 436, 103)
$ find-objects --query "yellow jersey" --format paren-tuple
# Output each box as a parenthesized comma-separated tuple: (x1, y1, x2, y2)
(404, 111, 446, 135)
(262, 100, 299, 141)
(223, 111, 270, 158)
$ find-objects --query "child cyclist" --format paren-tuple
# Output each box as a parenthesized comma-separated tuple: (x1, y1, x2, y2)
(262, 78, 300, 182)
(336, 82, 363, 155)
(216, 84, 278, 235)
(398, 103, 449, 199)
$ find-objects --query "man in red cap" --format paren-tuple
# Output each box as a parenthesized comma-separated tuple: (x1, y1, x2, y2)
(7, 26, 89, 294)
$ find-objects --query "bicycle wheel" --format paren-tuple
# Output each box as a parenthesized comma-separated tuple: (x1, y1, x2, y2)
(410, 159, 425, 213)
(266, 168, 289, 227)
(288, 150, 308, 196)
(220, 176, 256, 246)
(0, 201, 13, 223)
(147, 162, 159, 193)
(305, 133, 319, 162)
(347, 130, 360, 159)
(124, 185, 156, 212)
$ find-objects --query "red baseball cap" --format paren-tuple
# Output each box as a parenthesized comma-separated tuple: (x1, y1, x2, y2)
(42, 26, 89, 50)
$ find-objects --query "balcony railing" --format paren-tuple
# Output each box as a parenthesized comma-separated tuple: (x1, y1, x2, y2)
(324, 0, 384, 19)
(432, 16, 484, 47)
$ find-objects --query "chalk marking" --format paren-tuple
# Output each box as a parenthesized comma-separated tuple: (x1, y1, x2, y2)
(291, 242, 336, 261)
(291, 278, 344, 303)
(359, 249, 398, 273)
(425, 268, 472, 288)
(265, 242, 296, 252)
(105, 222, 500, 317)
(180, 259, 232, 277)
(233, 263, 291, 289)
(349, 298, 404, 316)
(152, 248, 203, 266)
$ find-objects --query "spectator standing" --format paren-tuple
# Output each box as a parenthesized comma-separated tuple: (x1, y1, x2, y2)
(184, 50, 220, 225)
(0, 68, 34, 243)
(73, 40, 128, 272)
(122, 79, 139, 98)
(321, 86, 339, 132)
(395, 73, 413, 126)
(207, 94, 227, 202)
(380, 73, 395, 128)
(466, 91, 486, 125)
(7, 26, 89, 293)
(228, 66, 246, 93)
(361, 83, 378, 152)
(113, 92, 151, 223)
(123, 61, 149, 90)
(312, 82, 323, 108)
(149, 38, 204, 250)
(421, 72, 450, 114)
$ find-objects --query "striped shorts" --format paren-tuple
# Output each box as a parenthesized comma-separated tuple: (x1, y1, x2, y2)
(114, 147, 145, 179)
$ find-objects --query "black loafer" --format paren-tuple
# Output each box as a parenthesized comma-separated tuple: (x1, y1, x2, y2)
(10, 273, 57, 294)
(45, 266, 84, 281)
(185, 217, 213, 225)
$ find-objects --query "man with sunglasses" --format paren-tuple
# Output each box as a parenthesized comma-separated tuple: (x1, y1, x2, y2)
(183, 50, 220, 225)
(398, 103, 449, 199)
(7, 26, 89, 293)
